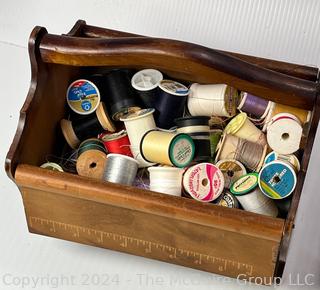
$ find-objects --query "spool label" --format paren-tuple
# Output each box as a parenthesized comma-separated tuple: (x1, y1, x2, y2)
(171, 137, 194, 167)
(259, 161, 296, 199)
(159, 80, 189, 96)
(230, 173, 258, 195)
(216, 160, 246, 189)
(183, 163, 224, 202)
(216, 192, 238, 208)
(67, 80, 100, 114)
(225, 86, 238, 116)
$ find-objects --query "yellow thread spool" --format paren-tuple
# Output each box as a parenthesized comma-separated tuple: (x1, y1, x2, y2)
(140, 130, 195, 167)
(224, 113, 266, 145)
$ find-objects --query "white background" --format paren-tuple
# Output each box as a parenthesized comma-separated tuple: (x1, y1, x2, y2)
(0, 0, 319, 289)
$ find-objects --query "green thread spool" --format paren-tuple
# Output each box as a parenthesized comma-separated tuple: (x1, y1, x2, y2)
(209, 129, 222, 159)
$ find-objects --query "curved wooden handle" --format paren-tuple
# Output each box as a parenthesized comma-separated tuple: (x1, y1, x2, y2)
(39, 33, 317, 109)
(68, 20, 319, 82)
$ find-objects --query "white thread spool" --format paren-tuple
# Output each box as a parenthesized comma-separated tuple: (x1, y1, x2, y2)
(230, 173, 278, 217)
(120, 108, 156, 167)
(224, 112, 266, 145)
(183, 163, 224, 202)
(187, 83, 238, 117)
(266, 113, 302, 154)
(148, 166, 183, 196)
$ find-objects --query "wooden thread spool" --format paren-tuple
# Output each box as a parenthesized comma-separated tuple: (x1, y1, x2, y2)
(230, 173, 278, 217)
(215, 134, 267, 171)
(263, 102, 311, 132)
(188, 83, 239, 117)
(224, 112, 266, 146)
(238, 92, 271, 120)
(140, 130, 195, 168)
(76, 138, 108, 180)
(61, 102, 115, 149)
(266, 113, 302, 154)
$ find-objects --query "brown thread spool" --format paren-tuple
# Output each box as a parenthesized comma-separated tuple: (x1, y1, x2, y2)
(76, 138, 108, 180)
(215, 134, 267, 171)
(61, 102, 115, 149)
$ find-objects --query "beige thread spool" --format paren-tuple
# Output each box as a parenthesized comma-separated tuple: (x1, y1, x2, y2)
(224, 112, 266, 145)
(215, 134, 267, 171)
(188, 83, 239, 117)
(76, 138, 108, 180)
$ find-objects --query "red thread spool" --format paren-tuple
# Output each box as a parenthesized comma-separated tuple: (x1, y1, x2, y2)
(99, 130, 133, 157)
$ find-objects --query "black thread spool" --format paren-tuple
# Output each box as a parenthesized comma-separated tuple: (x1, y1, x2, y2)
(131, 69, 163, 108)
(153, 80, 189, 129)
(60, 102, 115, 149)
(103, 70, 141, 121)
(175, 116, 211, 162)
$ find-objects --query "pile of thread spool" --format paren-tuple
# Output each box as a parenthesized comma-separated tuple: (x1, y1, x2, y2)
(40, 67, 310, 218)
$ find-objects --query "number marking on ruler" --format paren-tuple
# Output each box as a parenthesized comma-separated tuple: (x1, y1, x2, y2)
(29, 216, 253, 275)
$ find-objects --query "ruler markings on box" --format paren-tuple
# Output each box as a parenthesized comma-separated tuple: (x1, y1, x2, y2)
(29, 216, 253, 275)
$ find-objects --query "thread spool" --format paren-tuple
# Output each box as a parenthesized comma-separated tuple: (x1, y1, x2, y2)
(66, 79, 100, 115)
(258, 161, 297, 200)
(153, 80, 189, 129)
(188, 83, 238, 117)
(76, 138, 108, 180)
(104, 154, 138, 186)
(120, 108, 157, 167)
(238, 92, 271, 120)
(264, 151, 300, 172)
(224, 113, 266, 145)
(216, 159, 247, 189)
(175, 116, 211, 162)
(99, 130, 133, 157)
(230, 173, 278, 217)
(214, 191, 239, 208)
(263, 102, 311, 132)
(40, 162, 64, 172)
(140, 130, 195, 168)
(209, 129, 223, 158)
(103, 70, 141, 121)
(215, 134, 267, 171)
(131, 69, 163, 108)
(61, 102, 115, 149)
(266, 113, 303, 154)
(183, 163, 224, 202)
(148, 166, 183, 196)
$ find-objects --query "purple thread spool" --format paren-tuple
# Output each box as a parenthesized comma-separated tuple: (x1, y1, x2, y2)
(238, 92, 270, 120)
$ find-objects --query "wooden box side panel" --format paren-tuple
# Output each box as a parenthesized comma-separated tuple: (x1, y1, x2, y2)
(21, 186, 280, 281)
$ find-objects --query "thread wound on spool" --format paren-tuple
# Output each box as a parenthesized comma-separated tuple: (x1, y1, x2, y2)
(66, 79, 100, 115)
(188, 83, 238, 117)
(104, 154, 138, 186)
(238, 92, 270, 120)
(266, 113, 302, 155)
(100, 130, 133, 157)
(140, 130, 195, 168)
(230, 173, 278, 217)
(76, 138, 108, 180)
(258, 161, 297, 200)
(183, 163, 224, 202)
(148, 166, 183, 196)
(103, 70, 141, 121)
(153, 80, 189, 129)
(216, 159, 247, 189)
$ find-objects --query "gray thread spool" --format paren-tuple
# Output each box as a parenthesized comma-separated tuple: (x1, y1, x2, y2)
(103, 154, 139, 186)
